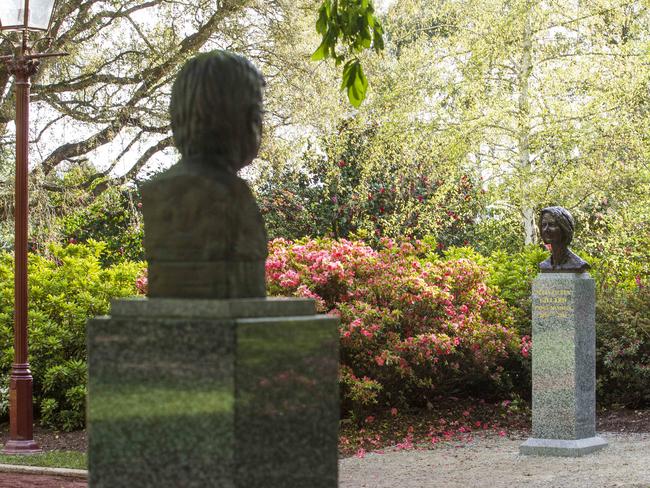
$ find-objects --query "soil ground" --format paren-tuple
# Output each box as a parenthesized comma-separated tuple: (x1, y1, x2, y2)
(0, 425, 86, 453)
(0, 408, 648, 487)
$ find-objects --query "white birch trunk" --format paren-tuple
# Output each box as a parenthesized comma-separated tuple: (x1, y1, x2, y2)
(518, 4, 537, 245)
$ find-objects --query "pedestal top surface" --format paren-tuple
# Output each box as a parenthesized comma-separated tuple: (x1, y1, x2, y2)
(109, 297, 317, 319)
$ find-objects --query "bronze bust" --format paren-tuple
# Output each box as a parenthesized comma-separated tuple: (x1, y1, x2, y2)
(538, 206, 589, 273)
(140, 51, 268, 298)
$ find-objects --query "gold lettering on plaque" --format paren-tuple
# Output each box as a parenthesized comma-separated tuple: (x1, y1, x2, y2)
(535, 288, 572, 318)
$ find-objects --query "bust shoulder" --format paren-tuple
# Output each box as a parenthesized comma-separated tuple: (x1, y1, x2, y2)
(539, 249, 590, 273)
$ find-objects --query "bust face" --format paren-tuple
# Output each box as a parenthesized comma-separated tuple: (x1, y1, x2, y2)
(540, 213, 564, 247)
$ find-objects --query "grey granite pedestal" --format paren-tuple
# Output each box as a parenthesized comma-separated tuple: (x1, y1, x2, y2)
(87, 297, 339, 487)
(520, 273, 607, 457)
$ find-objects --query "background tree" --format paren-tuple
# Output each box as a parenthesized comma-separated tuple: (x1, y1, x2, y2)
(251, 0, 649, 263)
(0, 0, 645, 267)
(0, 0, 340, 247)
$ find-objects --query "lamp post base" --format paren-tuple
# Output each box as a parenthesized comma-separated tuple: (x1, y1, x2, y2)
(2, 439, 42, 455)
(5, 368, 41, 455)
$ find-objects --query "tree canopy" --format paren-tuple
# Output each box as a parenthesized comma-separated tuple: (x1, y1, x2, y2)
(0, 0, 646, 269)
(255, 0, 649, 263)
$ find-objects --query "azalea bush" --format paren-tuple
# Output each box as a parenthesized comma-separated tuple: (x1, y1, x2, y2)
(0, 241, 145, 430)
(596, 283, 650, 407)
(266, 238, 525, 415)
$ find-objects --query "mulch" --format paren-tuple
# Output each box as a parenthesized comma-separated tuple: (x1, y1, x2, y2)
(597, 407, 650, 433)
(338, 401, 650, 457)
(0, 425, 86, 452)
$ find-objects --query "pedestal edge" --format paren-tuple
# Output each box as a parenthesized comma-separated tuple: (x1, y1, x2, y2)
(519, 436, 608, 457)
(109, 296, 317, 319)
(534, 271, 593, 280)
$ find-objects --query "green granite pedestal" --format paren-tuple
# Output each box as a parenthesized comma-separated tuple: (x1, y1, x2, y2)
(87, 297, 339, 487)
(520, 273, 607, 457)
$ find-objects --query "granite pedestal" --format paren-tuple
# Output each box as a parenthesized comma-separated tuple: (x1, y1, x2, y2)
(87, 297, 339, 487)
(520, 272, 607, 457)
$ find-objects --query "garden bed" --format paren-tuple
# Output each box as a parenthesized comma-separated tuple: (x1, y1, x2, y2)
(0, 424, 86, 453)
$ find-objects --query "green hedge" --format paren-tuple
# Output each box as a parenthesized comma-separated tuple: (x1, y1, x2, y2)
(596, 285, 650, 407)
(0, 241, 145, 431)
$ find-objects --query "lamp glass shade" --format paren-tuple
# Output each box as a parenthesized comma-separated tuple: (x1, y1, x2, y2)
(0, 0, 56, 30)
(0, 0, 26, 29)
(28, 0, 56, 30)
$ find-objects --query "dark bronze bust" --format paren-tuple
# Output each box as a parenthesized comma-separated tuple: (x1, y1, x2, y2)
(538, 206, 589, 273)
(140, 51, 268, 298)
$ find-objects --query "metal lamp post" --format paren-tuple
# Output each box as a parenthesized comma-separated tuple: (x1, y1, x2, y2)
(0, 0, 63, 454)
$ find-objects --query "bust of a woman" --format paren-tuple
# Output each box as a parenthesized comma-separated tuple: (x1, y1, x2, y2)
(538, 206, 589, 273)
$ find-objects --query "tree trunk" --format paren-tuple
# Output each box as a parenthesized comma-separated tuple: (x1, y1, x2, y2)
(517, 3, 537, 245)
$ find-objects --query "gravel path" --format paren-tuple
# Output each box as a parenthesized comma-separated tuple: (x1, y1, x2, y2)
(339, 432, 650, 488)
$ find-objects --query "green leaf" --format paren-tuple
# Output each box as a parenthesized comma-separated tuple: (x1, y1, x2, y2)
(373, 33, 383, 52)
(361, 26, 372, 48)
(316, 6, 329, 35)
(324, 0, 332, 17)
(340, 59, 357, 91)
(312, 0, 383, 107)
(341, 59, 368, 107)
(311, 39, 330, 61)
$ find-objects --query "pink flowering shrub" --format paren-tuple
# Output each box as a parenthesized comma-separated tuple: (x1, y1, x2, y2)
(266, 238, 522, 413)
(135, 270, 148, 295)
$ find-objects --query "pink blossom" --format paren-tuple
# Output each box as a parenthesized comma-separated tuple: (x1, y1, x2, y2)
(135, 275, 148, 294)
(278, 270, 300, 288)
(350, 318, 363, 329)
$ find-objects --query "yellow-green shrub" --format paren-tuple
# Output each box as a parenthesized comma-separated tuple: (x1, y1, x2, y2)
(0, 241, 145, 430)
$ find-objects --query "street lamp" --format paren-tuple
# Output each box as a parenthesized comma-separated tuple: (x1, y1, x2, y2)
(1, 0, 63, 454)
